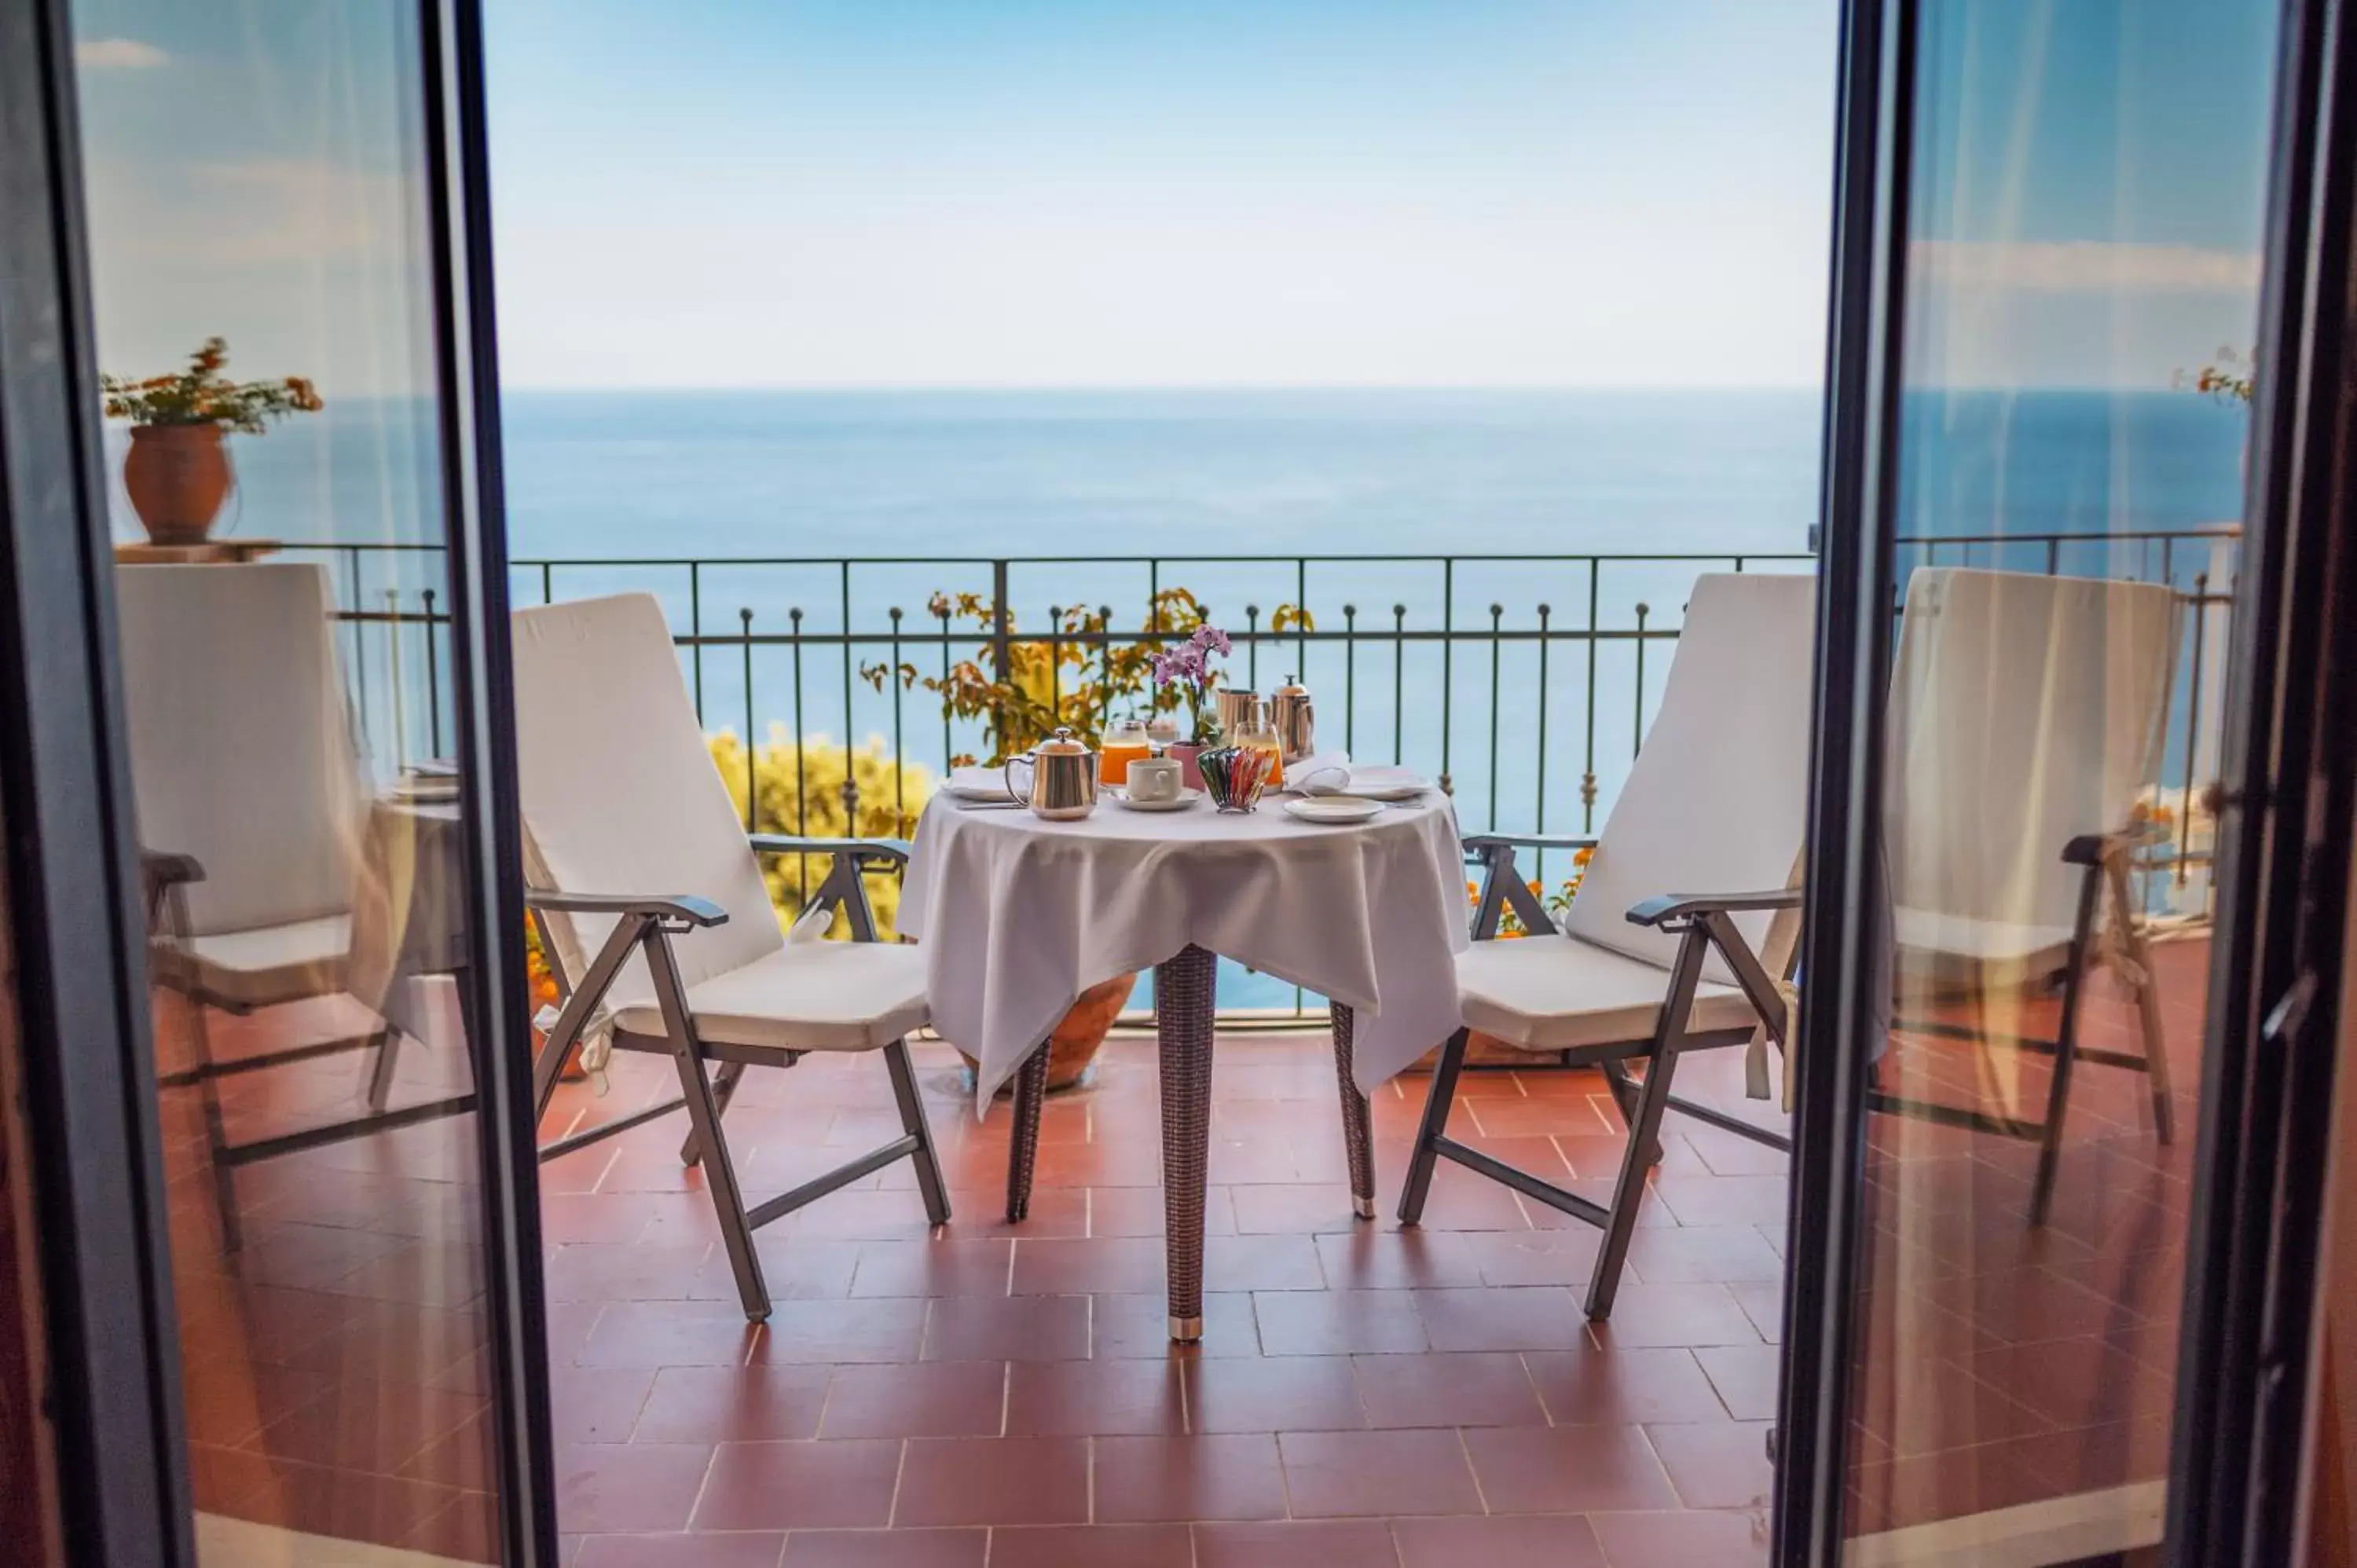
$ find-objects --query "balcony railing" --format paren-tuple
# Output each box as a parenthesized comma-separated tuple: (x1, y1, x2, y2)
(286, 525, 2239, 1002)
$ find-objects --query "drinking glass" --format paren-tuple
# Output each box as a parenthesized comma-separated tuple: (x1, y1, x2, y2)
(1233, 698, 1285, 788)
(1101, 716, 1151, 786)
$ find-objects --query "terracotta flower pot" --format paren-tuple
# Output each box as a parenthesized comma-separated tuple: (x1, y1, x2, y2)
(123, 423, 233, 545)
(962, 971, 1138, 1093)
(530, 1025, 589, 1083)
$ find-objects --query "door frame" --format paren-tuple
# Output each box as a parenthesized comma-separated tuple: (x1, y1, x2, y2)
(0, 2, 196, 1563)
(1772, 0, 1914, 1557)
(2166, 0, 2357, 1559)
(419, 0, 559, 1559)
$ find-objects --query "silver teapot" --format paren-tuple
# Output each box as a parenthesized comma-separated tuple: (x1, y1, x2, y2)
(1004, 727, 1098, 819)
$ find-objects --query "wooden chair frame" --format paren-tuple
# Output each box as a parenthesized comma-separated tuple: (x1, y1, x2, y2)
(145, 851, 464, 1252)
(527, 836, 949, 1321)
(1871, 828, 2176, 1224)
(1399, 832, 1799, 1320)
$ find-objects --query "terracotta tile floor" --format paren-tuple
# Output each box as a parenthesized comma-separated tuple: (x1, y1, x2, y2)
(149, 931, 2210, 1565)
(511, 1016, 1792, 1566)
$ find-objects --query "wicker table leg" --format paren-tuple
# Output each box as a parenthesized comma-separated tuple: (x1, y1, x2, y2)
(1005, 1042, 1052, 1223)
(1331, 1002, 1376, 1219)
(1157, 944, 1219, 1342)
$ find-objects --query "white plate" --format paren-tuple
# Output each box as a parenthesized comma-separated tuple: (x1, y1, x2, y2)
(1111, 786, 1204, 812)
(1284, 794, 1384, 825)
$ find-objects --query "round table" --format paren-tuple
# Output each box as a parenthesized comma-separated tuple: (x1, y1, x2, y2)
(900, 788, 1467, 1339)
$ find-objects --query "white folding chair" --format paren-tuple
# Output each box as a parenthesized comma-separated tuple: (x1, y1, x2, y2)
(118, 562, 436, 1250)
(511, 592, 948, 1321)
(1398, 572, 1817, 1320)
(1873, 566, 2181, 1222)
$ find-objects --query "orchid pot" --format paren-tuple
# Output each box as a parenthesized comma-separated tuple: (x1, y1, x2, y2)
(1167, 742, 1208, 791)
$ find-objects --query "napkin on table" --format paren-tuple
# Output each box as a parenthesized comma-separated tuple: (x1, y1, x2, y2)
(1289, 750, 1354, 794)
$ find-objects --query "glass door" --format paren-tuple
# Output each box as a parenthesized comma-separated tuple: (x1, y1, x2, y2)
(0, 0, 552, 1562)
(1773, 0, 2339, 1562)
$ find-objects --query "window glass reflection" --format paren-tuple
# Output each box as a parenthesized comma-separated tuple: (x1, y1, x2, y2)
(71, 2, 497, 1560)
(1845, 0, 2275, 1555)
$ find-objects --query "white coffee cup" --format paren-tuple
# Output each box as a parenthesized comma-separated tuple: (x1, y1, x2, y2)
(1125, 756, 1182, 804)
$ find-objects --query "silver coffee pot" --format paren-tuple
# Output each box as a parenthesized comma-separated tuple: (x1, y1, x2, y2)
(1004, 727, 1098, 819)
(1271, 673, 1315, 762)
(1215, 686, 1260, 742)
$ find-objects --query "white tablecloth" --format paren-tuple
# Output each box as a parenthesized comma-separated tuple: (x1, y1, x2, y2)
(900, 792, 1468, 1106)
(345, 797, 466, 1043)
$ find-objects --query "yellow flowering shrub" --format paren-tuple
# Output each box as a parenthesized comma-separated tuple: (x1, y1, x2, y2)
(706, 727, 937, 938)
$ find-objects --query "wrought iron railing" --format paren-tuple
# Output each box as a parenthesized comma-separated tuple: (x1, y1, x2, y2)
(289, 525, 2238, 1012)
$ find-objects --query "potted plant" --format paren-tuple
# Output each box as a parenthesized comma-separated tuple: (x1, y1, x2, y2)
(1151, 621, 1232, 789)
(101, 337, 323, 545)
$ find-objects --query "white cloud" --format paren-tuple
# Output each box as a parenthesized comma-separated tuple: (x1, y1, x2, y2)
(1912, 240, 2261, 293)
(75, 38, 169, 71)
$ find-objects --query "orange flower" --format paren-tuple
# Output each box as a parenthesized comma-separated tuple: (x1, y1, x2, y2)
(1572, 845, 1594, 866)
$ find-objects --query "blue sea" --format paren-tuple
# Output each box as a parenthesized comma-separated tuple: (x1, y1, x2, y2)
(156, 385, 2248, 565)
(123, 387, 2249, 1011)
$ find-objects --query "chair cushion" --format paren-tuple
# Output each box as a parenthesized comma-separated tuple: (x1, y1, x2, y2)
(510, 594, 786, 998)
(152, 915, 352, 1010)
(1560, 572, 1816, 986)
(611, 939, 930, 1053)
(1456, 932, 1761, 1053)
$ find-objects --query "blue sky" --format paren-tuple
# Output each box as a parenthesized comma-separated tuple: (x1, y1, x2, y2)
(67, 0, 2277, 394)
(480, 0, 1846, 388)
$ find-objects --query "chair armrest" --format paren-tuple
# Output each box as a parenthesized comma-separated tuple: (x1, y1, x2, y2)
(761, 838, 910, 943)
(1626, 888, 1804, 928)
(142, 850, 206, 888)
(749, 834, 911, 867)
(525, 889, 729, 928)
(1464, 833, 1599, 855)
(2062, 830, 2155, 867)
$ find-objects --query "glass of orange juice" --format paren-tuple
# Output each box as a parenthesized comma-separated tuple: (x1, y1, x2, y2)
(1233, 699, 1285, 788)
(1101, 716, 1151, 786)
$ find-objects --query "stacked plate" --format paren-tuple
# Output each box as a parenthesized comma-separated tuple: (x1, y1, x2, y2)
(1282, 795, 1384, 825)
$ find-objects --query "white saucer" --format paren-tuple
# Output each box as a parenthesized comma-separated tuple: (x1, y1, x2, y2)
(1111, 787, 1203, 812)
(1284, 794, 1384, 825)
